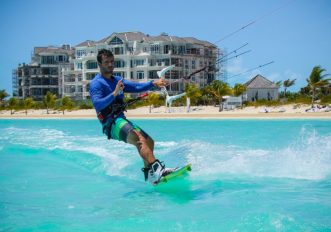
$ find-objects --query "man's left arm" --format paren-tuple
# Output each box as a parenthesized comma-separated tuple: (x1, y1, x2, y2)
(123, 79, 167, 92)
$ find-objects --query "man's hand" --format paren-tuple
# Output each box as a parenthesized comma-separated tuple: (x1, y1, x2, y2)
(153, 78, 168, 88)
(113, 78, 124, 96)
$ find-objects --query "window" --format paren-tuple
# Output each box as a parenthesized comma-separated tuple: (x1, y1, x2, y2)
(76, 50, 86, 58)
(151, 44, 160, 54)
(76, 62, 82, 70)
(185, 60, 189, 69)
(77, 74, 82, 81)
(114, 60, 125, 68)
(171, 45, 178, 54)
(136, 71, 144, 79)
(148, 71, 158, 79)
(86, 61, 98, 69)
(192, 60, 196, 69)
(114, 47, 124, 55)
(86, 73, 96, 80)
(109, 37, 123, 45)
(42, 68, 50, 75)
(41, 56, 55, 64)
(65, 86, 75, 93)
(127, 47, 133, 54)
(135, 60, 144, 66)
(149, 59, 156, 66)
(164, 45, 169, 54)
(178, 46, 185, 54)
(164, 58, 170, 66)
(50, 68, 58, 75)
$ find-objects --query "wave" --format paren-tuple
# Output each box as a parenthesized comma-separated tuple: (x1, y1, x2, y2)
(1, 125, 331, 181)
(158, 129, 331, 181)
(0, 127, 136, 177)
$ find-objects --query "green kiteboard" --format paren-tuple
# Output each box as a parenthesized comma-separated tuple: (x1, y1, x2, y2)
(157, 164, 192, 185)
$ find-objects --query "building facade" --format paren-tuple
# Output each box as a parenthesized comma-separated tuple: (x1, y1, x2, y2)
(63, 31, 219, 100)
(244, 74, 279, 102)
(13, 32, 219, 100)
(13, 45, 73, 100)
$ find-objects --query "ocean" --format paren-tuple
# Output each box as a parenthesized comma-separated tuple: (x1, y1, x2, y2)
(1, 119, 331, 231)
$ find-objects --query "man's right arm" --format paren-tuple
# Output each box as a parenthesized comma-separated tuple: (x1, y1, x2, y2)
(89, 81, 115, 112)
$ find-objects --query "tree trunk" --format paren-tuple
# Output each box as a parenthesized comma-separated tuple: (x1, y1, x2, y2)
(311, 89, 315, 108)
(186, 97, 190, 113)
(218, 98, 223, 112)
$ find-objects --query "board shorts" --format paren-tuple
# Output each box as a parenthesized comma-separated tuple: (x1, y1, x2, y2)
(105, 117, 150, 143)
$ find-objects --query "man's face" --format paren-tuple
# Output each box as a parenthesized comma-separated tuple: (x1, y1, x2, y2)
(99, 54, 114, 75)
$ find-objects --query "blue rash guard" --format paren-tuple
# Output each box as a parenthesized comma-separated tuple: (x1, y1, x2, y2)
(89, 73, 154, 119)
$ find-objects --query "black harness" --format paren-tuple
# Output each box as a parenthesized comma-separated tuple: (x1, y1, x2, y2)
(96, 93, 149, 140)
(97, 98, 127, 139)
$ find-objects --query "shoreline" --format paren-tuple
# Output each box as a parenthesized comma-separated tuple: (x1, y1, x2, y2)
(0, 104, 330, 119)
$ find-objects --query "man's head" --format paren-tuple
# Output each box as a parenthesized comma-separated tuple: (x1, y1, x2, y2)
(97, 49, 114, 77)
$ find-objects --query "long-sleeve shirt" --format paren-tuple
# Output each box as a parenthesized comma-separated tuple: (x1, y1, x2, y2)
(89, 73, 154, 114)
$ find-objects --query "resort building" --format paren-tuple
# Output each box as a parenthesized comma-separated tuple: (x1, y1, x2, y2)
(62, 31, 219, 100)
(244, 74, 279, 102)
(13, 45, 74, 100)
(12, 32, 219, 101)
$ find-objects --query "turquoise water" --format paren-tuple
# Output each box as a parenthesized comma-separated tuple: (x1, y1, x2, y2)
(1, 119, 331, 231)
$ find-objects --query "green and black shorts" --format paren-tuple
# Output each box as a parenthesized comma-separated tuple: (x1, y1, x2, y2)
(105, 117, 149, 143)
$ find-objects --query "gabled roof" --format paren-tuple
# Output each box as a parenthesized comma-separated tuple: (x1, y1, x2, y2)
(100, 31, 146, 44)
(75, 40, 97, 47)
(98, 31, 217, 48)
(244, 75, 279, 89)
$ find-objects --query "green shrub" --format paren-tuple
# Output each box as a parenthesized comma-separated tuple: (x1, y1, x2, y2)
(321, 94, 331, 104)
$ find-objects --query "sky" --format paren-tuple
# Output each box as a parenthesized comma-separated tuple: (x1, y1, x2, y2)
(0, 0, 330, 96)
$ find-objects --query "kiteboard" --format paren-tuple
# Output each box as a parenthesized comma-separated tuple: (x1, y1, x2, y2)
(157, 164, 192, 185)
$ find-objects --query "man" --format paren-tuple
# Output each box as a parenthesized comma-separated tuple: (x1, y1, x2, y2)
(89, 49, 174, 185)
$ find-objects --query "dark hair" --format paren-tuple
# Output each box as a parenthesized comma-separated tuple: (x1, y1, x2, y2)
(97, 49, 114, 64)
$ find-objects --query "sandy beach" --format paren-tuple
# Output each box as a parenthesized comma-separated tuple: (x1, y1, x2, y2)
(1, 104, 330, 119)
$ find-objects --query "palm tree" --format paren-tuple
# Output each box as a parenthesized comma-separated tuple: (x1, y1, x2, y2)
(233, 83, 246, 97)
(23, 97, 34, 115)
(185, 83, 202, 112)
(0, 89, 9, 107)
(44, 91, 56, 114)
(8, 97, 17, 115)
(147, 92, 160, 113)
(207, 80, 233, 111)
(60, 96, 74, 114)
(233, 83, 247, 108)
(307, 66, 330, 107)
(283, 79, 296, 96)
(274, 80, 282, 88)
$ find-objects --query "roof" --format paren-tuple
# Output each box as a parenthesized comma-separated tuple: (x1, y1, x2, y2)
(244, 75, 279, 89)
(99, 31, 146, 44)
(34, 46, 74, 55)
(75, 40, 97, 47)
(98, 31, 217, 48)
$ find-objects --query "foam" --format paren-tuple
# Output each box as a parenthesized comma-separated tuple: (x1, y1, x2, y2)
(2, 125, 331, 180)
(0, 127, 135, 177)
(181, 129, 331, 180)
